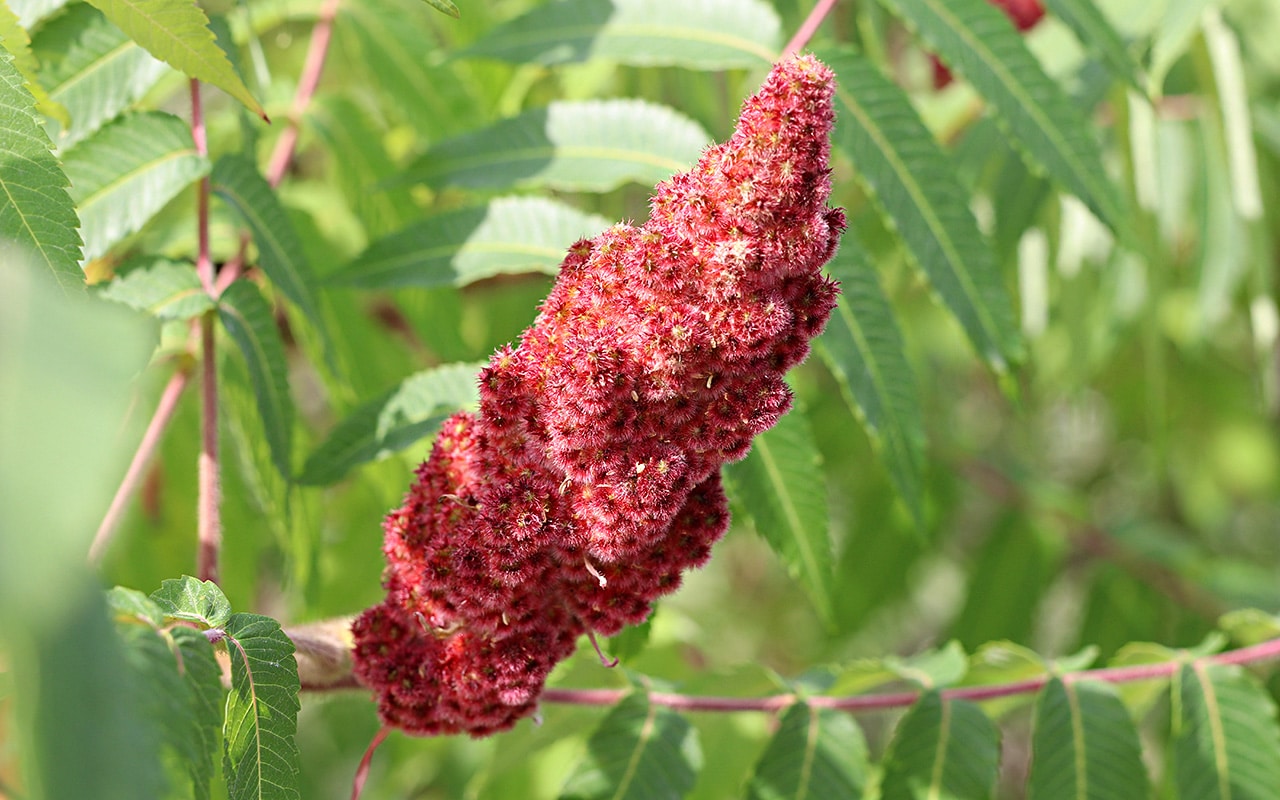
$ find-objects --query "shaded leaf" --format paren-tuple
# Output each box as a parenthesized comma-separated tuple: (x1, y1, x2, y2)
(746, 702, 868, 800)
(560, 691, 702, 800)
(885, 641, 970, 688)
(107, 586, 166, 626)
(33, 4, 170, 149)
(399, 99, 710, 192)
(878, 0, 1126, 233)
(211, 155, 330, 359)
(724, 406, 834, 623)
(949, 511, 1049, 650)
(462, 0, 779, 69)
(98, 256, 213, 319)
(0, 51, 83, 291)
(218, 280, 295, 480)
(1172, 662, 1280, 800)
(1043, 0, 1144, 92)
(63, 111, 209, 261)
(150, 575, 233, 628)
(298, 361, 483, 485)
(222, 613, 301, 800)
(607, 616, 654, 663)
(819, 47, 1022, 372)
(817, 237, 925, 525)
(82, 0, 264, 116)
(334, 196, 611, 289)
(1027, 678, 1148, 800)
(880, 691, 1000, 800)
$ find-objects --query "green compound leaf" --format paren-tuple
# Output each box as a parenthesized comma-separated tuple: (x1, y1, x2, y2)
(333, 196, 611, 289)
(218, 280, 295, 480)
(151, 576, 233, 627)
(1027, 678, 1149, 800)
(32, 4, 170, 149)
(399, 99, 710, 193)
(82, 0, 264, 117)
(746, 702, 869, 800)
(1043, 0, 1144, 92)
(560, 691, 702, 800)
(878, 0, 1126, 234)
(817, 238, 925, 527)
(298, 362, 484, 485)
(819, 47, 1022, 373)
(221, 613, 301, 800)
(880, 691, 1000, 800)
(211, 155, 330, 360)
(1172, 662, 1280, 800)
(724, 406, 834, 623)
(98, 256, 213, 320)
(63, 111, 209, 261)
(0, 51, 84, 292)
(462, 0, 779, 69)
(0, 0, 64, 125)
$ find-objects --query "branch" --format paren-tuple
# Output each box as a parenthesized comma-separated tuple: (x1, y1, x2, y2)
(265, 0, 343, 188)
(783, 0, 839, 58)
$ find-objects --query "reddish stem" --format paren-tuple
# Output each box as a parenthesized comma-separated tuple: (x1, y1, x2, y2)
(266, 0, 343, 187)
(351, 727, 390, 800)
(89, 364, 193, 564)
(197, 313, 222, 584)
(191, 80, 216, 297)
(783, 0, 840, 58)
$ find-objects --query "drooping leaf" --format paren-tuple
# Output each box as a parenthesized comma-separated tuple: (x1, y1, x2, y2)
(879, 691, 1000, 800)
(398, 99, 710, 192)
(746, 702, 868, 800)
(817, 237, 925, 525)
(1027, 678, 1148, 800)
(298, 361, 483, 485)
(211, 155, 331, 359)
(0, 51, 84, 291)
(723, 406, 835, 623)
(1043, 0, 1144, 92)
(150, 575, 233, 628)
(81, 0, 264, 117)
(98, 256, 213, 319)
(218, 280, 295, 480)
(221, 613, 302, 800)
(32, 4, 169, 149)
(819, 47, 1022, 372)
(1172, 662, 1280, 800)
(878, 0, 1126, 234)
(62, 111, 209, 261)
(333, 197, 611, 289)
(560, 691, 702, 800)
(462, 0, 780, 69)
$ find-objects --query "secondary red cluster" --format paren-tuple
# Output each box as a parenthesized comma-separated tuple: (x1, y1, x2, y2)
(932, 0, 1046, 88)
(352, 54, 845, 736)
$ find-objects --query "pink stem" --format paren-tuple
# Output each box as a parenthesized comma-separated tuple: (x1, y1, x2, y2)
(266, 0, 343, 188)
(89, 365, 193, 564)
(191, 80, 216, 297)
(197, 313, 222, 584)
(351, 727, 390, 800)
(783, 0, 840, 58)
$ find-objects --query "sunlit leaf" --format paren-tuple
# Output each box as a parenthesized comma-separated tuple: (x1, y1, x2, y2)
(880, 691, 1000, 800)
(221, 613, 301, 800)
(746, 702, 868, 800)
(1172, 662, 1280, 800)
(98, 256, 212, 319)
(399, 99, 710, 192)
(462, 0, 779, 68)
(150, 575, 233, 628)
(63, 111, 209, 261)
(333, 196, 611, 289)
(885, 641, 970, 689)
(1027, 678, 1148, 800)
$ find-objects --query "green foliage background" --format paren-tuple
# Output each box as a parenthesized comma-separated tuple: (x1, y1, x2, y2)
(5, 0, 1280, 797)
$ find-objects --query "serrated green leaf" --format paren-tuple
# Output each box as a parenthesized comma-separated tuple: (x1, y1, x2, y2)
(723, 406, 834, 623)
(1027, 678, 1148, 800)
(222, 613, 301, 800)
(211, 155, 331, 360)
(82, 0, 264, 117)
(298, 361, 483, 485)
(399, 99, 710, 192)
(0, 0, 65, 124)
(560, 691, 701, 800)
(63, 111, 209, 261)
(172, 626, 224, 800)
(818, 47, 1022, 372)
(1043, 0, 1144, 92)
(462, 0, 779, 69)
(333, 196, 611, 289)
(880, 691, 1000, 800)
(98, 256, 213, 319)
(0, 51, 84, 291)
(107, 585, 165, 625)
(151, 575, 233, 627)
(1172, 662, 1280, 800)
(219, 280, 294, 480)
(885, 641, 970, 689)
(878, 0, 1126, 234)
(746, 702, 868, 800)
(32, 4, 170, 148)
(817, 237, 925, 525)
